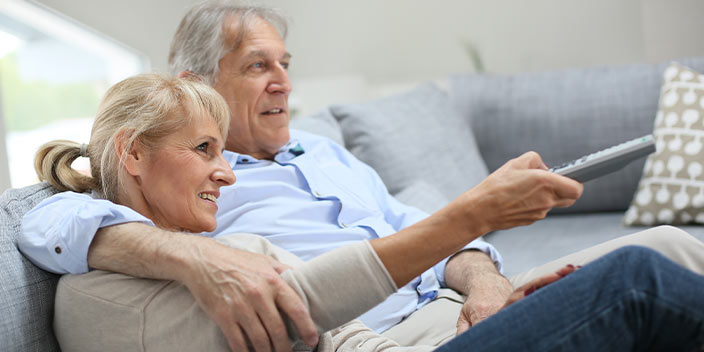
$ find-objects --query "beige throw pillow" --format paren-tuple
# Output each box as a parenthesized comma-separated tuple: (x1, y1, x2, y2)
(624, 63, 704, 226)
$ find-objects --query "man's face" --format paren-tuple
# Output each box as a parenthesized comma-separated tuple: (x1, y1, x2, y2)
(214, 17, 292, 159)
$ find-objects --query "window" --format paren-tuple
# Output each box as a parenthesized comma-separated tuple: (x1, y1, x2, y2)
(0, 1, 148, 192)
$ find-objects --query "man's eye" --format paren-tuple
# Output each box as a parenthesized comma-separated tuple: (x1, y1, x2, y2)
(196, 142, 209, 153)
(281, 62, 289, 70)
(251, 62, 264, 69)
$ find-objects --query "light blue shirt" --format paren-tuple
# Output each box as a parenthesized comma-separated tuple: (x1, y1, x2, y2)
(20, 129, 502, 333)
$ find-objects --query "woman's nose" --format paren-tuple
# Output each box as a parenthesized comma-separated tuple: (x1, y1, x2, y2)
(213, 157, 236, 186)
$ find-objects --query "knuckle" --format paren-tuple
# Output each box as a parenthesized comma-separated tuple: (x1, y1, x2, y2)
(244, 283, 266, 300)
(285, 303, 308, 318)
(263, 272, 282, 286)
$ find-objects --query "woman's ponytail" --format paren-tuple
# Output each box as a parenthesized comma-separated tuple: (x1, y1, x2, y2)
(34, 140, 96, 193)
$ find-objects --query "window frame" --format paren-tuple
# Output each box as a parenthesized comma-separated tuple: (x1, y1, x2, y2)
(0, 0, 148, 192)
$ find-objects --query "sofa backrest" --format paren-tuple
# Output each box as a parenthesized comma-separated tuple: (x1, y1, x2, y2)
(1, 183, 60, 351)
(449, 56, 704, 213)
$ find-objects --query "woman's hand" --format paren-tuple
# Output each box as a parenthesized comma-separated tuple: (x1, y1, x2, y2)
(502, 264, 579, 309)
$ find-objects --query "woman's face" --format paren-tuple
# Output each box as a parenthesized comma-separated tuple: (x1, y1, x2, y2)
(133, 113, 235, 233)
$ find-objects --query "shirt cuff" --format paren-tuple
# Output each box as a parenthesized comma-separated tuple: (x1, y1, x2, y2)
(20, 192, 152, 274)
(433, 237, 504, 287)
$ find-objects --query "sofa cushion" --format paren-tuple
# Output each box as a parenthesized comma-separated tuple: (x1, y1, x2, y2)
(291, 108, 345, 147)
(450, 56, 704, 214)
(624, 63, 704, 225)
(0, 183, 60, 351)
(329, 82, 489, 204)
(485, 212, 704, 277)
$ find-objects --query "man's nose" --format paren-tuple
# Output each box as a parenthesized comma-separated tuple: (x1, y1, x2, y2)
(266, 64, 291, 95)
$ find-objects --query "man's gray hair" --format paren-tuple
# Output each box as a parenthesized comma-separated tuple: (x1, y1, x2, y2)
(168, 0, 288, 85)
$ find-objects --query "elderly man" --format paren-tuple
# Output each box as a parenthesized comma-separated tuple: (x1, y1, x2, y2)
(19, 1, 704, 352)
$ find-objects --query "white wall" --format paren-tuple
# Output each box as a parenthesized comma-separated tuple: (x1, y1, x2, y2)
(34, 0, 704, 77)
(25, 0, 704, 116)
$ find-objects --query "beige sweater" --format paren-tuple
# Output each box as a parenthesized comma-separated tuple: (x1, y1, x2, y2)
(53, 233, 434, 351)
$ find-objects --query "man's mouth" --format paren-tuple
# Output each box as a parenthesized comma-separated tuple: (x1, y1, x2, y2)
(262, 108, 284, 115)
(198, 193, 218, 203)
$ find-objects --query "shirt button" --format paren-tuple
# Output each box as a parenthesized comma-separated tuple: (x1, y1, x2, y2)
(54, 246, 62, 254)
(314, 191, 322, 197)
(341, 222, 348, 228)
(242, 158, 249, 163)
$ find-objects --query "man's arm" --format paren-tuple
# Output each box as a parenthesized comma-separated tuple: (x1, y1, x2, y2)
(21, 192, 318, 352)
(445, 250, 512, 334)
(89, 224, 318, 352)
(442, 151, 584, 334)
(332, 140, 506, 287)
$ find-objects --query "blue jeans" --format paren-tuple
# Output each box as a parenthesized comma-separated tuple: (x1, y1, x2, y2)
(436, 246, 704, 352)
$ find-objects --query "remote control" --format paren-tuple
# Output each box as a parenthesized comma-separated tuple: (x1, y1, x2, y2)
(549, 135, 656, 182)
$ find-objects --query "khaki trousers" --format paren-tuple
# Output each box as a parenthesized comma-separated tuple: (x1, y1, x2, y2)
(382, 225, 704, 347)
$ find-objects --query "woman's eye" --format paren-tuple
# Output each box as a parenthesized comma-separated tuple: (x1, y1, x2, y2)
(196, 142, 209, 153)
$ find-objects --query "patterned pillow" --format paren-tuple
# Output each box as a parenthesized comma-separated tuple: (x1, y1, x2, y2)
(624, 63, 704, 225)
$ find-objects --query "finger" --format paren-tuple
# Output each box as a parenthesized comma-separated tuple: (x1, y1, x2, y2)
(268, 257, 293, 274)
(224, 325, 249, 352)
(256, 297, 292, 352)
(516, 273, 560, 293)
(471, 312, 490, 327)
(239, 307, 273, 352)
(514, 151, 547, 170)
(546, 173, 584, 200)
(456, 316, 471, 336)
(555, 264, 577, 277)
(521, 264, 577, 294)
(528, 273, 563, 289)
(276, 284, 318, 347)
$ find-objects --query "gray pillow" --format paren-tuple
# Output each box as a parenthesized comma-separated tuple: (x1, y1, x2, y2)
(330, 83, 489, 204)
(291, 108, 345, 146)
(449, 56, 704, 213)
(393, 180, 450, 214)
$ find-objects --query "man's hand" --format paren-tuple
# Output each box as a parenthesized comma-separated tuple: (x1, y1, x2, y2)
(180, 236, 319, 352)
(457, 151, 583, 235)
(445, 250, 513, 335)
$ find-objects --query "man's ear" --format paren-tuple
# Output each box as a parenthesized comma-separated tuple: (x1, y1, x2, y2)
(114, 129, 146, 177)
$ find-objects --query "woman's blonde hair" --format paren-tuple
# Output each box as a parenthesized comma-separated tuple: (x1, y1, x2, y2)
(34, 73, 231, 201)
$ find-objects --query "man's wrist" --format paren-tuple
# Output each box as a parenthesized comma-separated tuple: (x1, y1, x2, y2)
(160, 233, 214, 284)
(445, 249, 507, 295)
(88, 223, 204, 283)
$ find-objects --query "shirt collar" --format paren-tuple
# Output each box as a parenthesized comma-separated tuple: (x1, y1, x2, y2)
(275, 139, 305, 163)
(222, 139, 305, 166)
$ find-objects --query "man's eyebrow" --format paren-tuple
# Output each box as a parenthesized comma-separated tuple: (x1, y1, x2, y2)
(242, 50, 292, 61)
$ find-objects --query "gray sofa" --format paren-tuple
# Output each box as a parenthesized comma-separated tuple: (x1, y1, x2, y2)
(292, 56, 704, 277)
(3, 57, 704, 351)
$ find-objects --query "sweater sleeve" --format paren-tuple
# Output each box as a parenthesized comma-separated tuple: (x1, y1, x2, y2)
(281, 241, 397, 334)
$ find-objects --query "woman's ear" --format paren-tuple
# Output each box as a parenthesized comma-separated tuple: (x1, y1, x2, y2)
(178, 70, 204, 83)
(114, 130, 145, 177)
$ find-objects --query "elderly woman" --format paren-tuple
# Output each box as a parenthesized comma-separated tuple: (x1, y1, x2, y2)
(28, 74, 704, 351)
